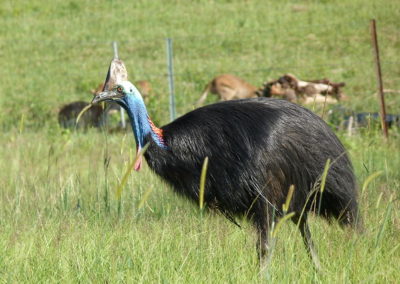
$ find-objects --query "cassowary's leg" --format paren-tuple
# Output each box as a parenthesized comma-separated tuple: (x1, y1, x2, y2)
(293, 215, 321, 270)
(254, 205, 276, 267)
(256, 223, 270, 262)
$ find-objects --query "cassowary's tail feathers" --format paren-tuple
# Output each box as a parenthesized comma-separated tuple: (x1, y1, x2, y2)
(318, 191, 363, 232)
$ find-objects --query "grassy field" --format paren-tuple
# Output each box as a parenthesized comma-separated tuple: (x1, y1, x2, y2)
(0, 0, 399, 282)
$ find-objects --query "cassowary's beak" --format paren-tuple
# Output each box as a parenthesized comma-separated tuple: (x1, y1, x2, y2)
(91, 89, 118, 104)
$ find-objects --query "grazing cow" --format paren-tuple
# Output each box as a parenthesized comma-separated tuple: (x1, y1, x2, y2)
(58, 101, 119, 129)
(261, 74, 346, 105)
(58, 82, 123, 130)
(196, 74, 262, 105)
(135, 80, 152, 99)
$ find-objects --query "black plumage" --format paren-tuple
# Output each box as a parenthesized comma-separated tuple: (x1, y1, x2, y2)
(93, 82, 360, 268)
(145, 98, 359, 267)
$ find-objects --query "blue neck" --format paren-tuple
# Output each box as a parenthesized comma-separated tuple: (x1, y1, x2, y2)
(120, 95, 166, 150)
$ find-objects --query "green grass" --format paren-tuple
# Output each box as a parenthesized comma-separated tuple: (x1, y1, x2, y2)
(0, 0, 399, 282)
(1, 128, 399, 282)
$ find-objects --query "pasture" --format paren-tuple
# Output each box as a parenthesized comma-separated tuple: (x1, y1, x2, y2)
(0, 0, 399, 282)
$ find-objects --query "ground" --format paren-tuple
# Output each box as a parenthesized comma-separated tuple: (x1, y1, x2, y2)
(0, 0, 399, 282)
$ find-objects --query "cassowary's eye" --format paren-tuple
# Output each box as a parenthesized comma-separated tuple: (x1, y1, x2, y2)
(117, 86, 123, 93)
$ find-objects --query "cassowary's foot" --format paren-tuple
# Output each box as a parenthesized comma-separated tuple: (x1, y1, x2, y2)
(254, 204, 277, 272)
(257, 224, 277, 273)
(294, 216, 322, 271)
(309, 246, 322, 272)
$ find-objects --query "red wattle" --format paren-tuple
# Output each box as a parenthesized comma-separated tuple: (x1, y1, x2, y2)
(134, 146, 142, 171)
(134, 155, 142, 171)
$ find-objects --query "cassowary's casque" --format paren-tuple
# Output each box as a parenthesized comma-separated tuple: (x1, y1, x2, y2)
(92, 81, 360, 268)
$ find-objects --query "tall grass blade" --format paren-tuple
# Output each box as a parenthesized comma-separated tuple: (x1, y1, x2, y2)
(75, 104, 93, 125)
(272, 212, 295, 238)
(320, 158, 331, 193)
(138, 188, 153, 209)
(19, 113, 25, 134)
(362, 171, 383, 195)
(63, 188, 68, 211)
(282, 184, 295, 214)
(318, 158, 331, 215)
(389, 244, 400, 257)
(199, 156, 209, 210)
(375, 201, 392, 248)
(375, 192, 383, 209)
(115, 142, 150, 199)
(117, 198, 122, 217)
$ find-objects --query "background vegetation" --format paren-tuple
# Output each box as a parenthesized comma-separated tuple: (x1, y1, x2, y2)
(0, 0, 399, 282)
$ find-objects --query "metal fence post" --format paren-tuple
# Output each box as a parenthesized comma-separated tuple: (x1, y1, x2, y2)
(166, 38, 176, 121)
(112, 41, 126, 129)
(112, 41, 119, 60)
(370, 19, 388, 139)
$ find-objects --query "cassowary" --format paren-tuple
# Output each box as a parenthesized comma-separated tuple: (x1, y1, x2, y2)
(92, 81, 360, 268)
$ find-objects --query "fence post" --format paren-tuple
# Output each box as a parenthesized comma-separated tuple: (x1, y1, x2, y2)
(166, 38, 176, 121)
(370, 19, 388, 139)
(112, 41, 126, 129)
(112, 41, 119, 60)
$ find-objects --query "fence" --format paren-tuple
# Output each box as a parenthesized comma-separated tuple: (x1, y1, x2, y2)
(0, 20, 399, 130)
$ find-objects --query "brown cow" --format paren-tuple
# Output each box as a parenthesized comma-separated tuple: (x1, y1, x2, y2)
(135, 80, 152, 99)
(196, 74, 262, 106)
(261, 74, 346, 105)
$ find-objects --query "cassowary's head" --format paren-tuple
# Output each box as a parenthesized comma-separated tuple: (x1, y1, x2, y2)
(91, 80, 164, 171)
(92, 81, 143, 108)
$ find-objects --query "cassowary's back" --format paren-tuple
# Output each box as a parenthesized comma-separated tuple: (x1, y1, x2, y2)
(145, 98, 357, 222)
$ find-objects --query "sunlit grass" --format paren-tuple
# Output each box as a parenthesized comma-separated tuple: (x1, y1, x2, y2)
(0, 127, 399, 282)
(0, 0, 399, 282)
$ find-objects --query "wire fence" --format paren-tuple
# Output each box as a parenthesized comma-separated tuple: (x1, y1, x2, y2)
(0, 19, 399, 129)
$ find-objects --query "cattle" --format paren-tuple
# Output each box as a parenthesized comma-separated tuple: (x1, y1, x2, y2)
(196, 74, 262, 105)
(261, 74, 346, 105)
